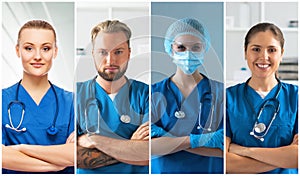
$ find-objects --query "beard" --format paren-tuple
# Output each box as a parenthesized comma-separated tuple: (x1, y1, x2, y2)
(98, 63, 128, 81)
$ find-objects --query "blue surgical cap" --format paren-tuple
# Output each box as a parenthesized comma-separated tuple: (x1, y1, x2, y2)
(164, 18, 211, 56)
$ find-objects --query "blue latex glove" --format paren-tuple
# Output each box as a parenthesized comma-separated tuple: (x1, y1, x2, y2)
(151, 124, 174, 138)
(189, 129, 224, 150)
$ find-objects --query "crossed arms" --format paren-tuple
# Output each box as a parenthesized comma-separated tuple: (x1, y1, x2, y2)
(226, 134, 298, 174)
(77, 121, 149, 169)
(2, 132, 75, 172)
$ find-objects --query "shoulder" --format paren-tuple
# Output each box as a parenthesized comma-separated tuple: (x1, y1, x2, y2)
(2, 83, 19, 98)
(129, 79, 149, 94)
(226, 82, 245, 100)
(76, 78, 94, 91)
(52, 84, 73, 101)
(281, 82, 298, 95)
(151, 77, 169, 92)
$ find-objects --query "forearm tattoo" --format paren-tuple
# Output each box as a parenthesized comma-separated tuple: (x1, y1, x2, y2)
(77, 145, 119, 169)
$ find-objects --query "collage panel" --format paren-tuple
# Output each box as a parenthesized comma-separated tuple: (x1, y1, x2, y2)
(151, 2, 224, 174)
(2, 2, 75, 174)
(225, 2, 298, 174)
(75, 1, 150, 174)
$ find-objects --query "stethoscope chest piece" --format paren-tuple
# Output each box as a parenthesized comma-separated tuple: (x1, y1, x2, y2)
(254, 123, 266, 133)
(120, 115, 131, 123)
(175, 110, 185, 119)
(47, 126, 58, 135)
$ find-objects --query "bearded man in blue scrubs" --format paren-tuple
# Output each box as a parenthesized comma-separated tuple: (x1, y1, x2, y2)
(76, 20, 149, 174)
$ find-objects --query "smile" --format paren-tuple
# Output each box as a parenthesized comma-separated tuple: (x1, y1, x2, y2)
(256, 64, 270, 69)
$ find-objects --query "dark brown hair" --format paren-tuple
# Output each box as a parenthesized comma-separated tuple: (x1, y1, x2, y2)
(244, 22, 284, 52)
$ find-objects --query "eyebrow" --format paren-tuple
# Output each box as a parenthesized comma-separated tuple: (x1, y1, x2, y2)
(23, 42, 53, 45)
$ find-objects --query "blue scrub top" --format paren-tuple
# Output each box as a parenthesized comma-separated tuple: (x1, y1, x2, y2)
(226, 82, 298, 174)
(76, 78, 149, 174)
(151, 75, 224, 174)
(2, 82, 74, 174)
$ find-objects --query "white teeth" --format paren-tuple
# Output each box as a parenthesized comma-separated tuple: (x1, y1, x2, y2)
(257, 64, 269, 68)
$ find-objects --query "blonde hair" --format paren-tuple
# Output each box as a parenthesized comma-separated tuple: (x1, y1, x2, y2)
(17, 20, 57, 46)
(91, 20, 131, 47)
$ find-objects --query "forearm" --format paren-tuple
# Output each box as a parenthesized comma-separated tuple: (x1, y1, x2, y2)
(226, 152, 277, 173)
(151, 136, 190, 156)
(89, 135, 149, 165)
(186, 147, 223, 157)
(77, 145, 119, 169)
(15, 143, 74, 167)
(2, 145, 64, 172)
(238, 145, 298, 168)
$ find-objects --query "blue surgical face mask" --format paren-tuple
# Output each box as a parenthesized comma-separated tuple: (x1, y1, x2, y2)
(172, 51, 204, 75)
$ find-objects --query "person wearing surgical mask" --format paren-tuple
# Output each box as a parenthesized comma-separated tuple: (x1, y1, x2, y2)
(151, 18, 224, 173)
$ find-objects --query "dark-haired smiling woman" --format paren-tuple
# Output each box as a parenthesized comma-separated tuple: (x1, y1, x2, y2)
(226, 22, 298, 174)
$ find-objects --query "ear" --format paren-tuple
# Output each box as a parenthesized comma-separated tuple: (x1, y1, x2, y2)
(128, 47, 131, 60)
(15, 45, 20, 58)
(244, 48, 247, 60)
(280, 48, 284, 62)
(53, 46, 58, 59)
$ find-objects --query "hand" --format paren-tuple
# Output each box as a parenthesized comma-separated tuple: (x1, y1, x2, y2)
(190, 129, 224, 150)
(78, 134, 95, 148)
(131, 121, 149, 140)
(66, 131, 75, 143)
(229, 143, 247, 156)
(291, 134, 298, 145)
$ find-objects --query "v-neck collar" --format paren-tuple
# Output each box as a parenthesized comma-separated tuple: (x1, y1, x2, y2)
(18, 84, 52, 107)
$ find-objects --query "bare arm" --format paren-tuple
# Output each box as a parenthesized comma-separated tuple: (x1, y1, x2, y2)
(12, 143, 74, 167)
(226, 137, 277, 174)
(77, 122, 149, 168)
(86, 134, 149, 165)
(186, 147, 223, 157)
(230, 134, 298, 168)
(2, 145, 64, 172)
(77, 145, 119, 169)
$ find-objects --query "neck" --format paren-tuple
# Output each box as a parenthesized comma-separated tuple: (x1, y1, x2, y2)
(96, 75, 127, 94)
(21, 72, 50, 90)
(21, 72, 50, 105)
(248, 75, 278, 92)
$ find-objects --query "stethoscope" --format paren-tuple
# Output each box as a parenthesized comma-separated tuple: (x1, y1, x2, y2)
(6, 80, 59, 135)
(245, 77, 281, 142)
(84, 77, 132, 134)
(167, 75, 214, 131)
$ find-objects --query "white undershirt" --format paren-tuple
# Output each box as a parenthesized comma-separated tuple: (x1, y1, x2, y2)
(256, 90, 270, 99)
(108, 92, 118, 101)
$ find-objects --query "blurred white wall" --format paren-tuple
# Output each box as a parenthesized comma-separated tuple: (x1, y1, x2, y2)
(2, 2, 74, 91)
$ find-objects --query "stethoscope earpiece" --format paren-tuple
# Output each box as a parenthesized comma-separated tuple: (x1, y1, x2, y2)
(47, 126, 58, 135)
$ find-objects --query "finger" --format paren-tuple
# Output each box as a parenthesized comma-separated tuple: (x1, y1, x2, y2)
(66, 132, 75, 143)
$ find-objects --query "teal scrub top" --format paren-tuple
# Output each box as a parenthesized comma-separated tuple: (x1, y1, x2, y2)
(226, 81, 298, 174)
(76, 77, 149, 174)
(151, 75, 224, 174)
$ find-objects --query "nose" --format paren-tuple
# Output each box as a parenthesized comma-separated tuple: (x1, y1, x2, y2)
(106, 52, 115, 65)
(261, 50, 269, 60)
(34, 50, 42, 60)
